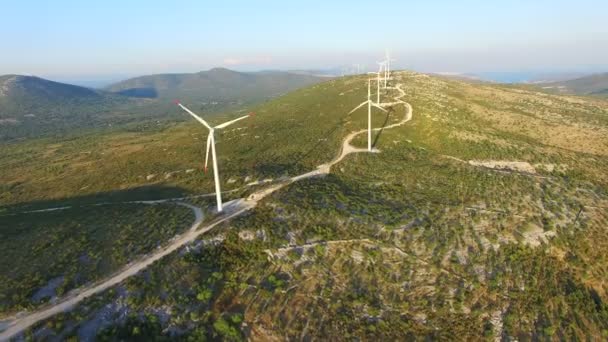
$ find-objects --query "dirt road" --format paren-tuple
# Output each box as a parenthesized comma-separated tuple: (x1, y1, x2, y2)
(0, 77, 413, 341)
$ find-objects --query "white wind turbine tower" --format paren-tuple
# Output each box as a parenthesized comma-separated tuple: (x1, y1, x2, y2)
(348, 78, 387, 151)
(175, 101, 252, 212)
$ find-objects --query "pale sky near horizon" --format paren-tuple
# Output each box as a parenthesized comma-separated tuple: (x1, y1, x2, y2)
(1, 0, 607, 80)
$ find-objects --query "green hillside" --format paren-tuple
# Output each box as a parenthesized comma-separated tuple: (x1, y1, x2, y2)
(0, 202, 194, 313)
(2, 72, 607, 208)
(2, 72, 608, 340)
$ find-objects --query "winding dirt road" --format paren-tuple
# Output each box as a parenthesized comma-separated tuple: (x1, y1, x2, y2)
(327, 84, 412, 168)
(0, 78, 413, 341)
(293, 84, 412, 180)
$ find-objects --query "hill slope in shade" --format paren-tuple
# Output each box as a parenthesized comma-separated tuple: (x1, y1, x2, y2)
(537, 72, 608, 96)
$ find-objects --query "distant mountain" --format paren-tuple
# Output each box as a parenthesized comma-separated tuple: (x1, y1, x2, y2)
(0, 69, 329, 141)
(536, 72, 608, 96)
(0, 75, 100, 101)
(105, 68, 327, 105)
(523, 72, 590, 84)
(438, 71, 593, 84)
(429, 72, 489, 83)
(287, 69, 341, 77)
(0, 75, 133, 140)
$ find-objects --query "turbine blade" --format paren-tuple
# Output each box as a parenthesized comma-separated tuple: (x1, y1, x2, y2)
(214, 113, 251, 129)
(348, 101, 369, 114)
(204, 133, 212, 172)
(372, 103, 388, 112)
(175, 102, 212, 130)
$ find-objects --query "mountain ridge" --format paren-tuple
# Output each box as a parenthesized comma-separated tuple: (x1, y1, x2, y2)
(104, 68, 327, 100)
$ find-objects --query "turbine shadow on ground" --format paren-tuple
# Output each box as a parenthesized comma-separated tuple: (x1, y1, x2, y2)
(372, 107, 395, 148)
(114, 87, 159, 98)
(0, 185, 195, 214)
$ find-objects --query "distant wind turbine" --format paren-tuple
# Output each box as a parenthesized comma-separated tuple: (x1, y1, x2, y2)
(175, 101, 253, 212)
(348, 79, 387, 151)
(368, 70, 382, 104)
(377, 60, 387, 88)
(384, 49, 396, 88)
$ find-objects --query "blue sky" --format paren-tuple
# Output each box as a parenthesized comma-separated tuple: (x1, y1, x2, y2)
(2, 0, 607, 80)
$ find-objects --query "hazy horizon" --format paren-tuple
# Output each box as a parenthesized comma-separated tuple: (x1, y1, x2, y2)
(2, 0, 607, 82)
(32, 69, 604, 89)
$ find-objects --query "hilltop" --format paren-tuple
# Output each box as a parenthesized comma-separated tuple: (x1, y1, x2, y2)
(1, 72, 608, 340)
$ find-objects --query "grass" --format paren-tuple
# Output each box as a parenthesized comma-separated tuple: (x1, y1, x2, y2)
(2, 72, 606, 208)
(0, 76, 375, 207)
(4, 72, 608, 340)
(0, 202, 193, 314)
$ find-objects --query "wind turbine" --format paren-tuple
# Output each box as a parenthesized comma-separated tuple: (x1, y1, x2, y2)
(377, 60, 387, 88)
(348, 79, 387, 151)
(384, 49, 396, 87)
(175, 101, 252, 212)
(368, 62, 386, 105)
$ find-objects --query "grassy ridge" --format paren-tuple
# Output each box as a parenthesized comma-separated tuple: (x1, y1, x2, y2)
(3, 72, 608, 339)
(0, 76, 376, 207)
(2, 72, 606, 209)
